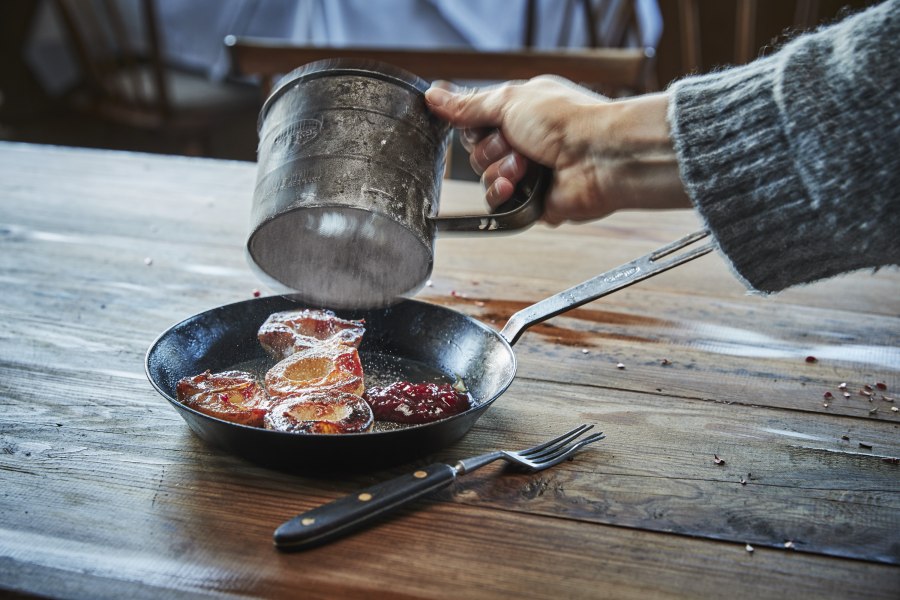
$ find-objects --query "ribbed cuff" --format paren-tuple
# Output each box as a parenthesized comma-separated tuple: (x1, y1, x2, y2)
(668, 56, 812, 293)
(667, 0, 900, 293)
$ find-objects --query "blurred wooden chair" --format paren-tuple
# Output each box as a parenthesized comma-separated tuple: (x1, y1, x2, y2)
(224, 0, 656, 99)
(51, 0, 258, 155)
(223, 0, 656, 179)
(676, 0, 825, 73)
(225, 41, 655, 98)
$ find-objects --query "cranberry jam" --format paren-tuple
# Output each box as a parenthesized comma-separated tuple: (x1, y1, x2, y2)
(364, 382, 471, 425)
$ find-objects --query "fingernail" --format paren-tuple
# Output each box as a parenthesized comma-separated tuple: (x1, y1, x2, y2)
(425, 87, 452, 107)
(485, 179, 500, 205)
(499, 154, 518, 177)
(483, 135, 506, 160)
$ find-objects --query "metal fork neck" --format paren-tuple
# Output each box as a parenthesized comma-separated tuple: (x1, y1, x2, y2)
(454, 451, 505, 475)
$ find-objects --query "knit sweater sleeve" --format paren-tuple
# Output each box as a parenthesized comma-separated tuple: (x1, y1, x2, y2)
(667, 0, 900, 293)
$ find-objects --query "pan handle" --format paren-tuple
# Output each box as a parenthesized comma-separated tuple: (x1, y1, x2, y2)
(499, 229, 714, 345)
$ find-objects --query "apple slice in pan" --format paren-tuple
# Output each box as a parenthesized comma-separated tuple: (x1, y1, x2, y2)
(264, 392, 374, 434)
(265, 343, 365, 398)
(258, 309, 365, 360)
(176, 370, 269, 427)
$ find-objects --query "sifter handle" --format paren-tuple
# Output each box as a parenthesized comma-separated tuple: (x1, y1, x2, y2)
(433, 163, 551, 234)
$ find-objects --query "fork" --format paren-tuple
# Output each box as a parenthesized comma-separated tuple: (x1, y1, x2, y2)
(274, 424, 605, 550)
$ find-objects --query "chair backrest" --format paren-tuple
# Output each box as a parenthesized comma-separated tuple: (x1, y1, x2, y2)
(675, 0, 827, 74)
(51, 0, 171, 127)
(225, 39, 654, 100)
(223, 1, 656, 180)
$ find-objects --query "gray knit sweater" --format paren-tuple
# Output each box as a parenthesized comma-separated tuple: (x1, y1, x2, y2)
(668, 0, 900, 293)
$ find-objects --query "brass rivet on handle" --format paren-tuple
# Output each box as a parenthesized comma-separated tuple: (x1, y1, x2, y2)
(301, 517, 315, 526)
(358, 493, 373, 502)
(413, 470, 427, 479)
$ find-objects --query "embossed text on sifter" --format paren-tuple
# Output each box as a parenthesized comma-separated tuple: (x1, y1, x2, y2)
(246, 58, 549, 309)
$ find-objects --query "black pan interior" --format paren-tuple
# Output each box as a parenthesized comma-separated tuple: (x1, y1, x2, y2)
(145, 296, 517, 469)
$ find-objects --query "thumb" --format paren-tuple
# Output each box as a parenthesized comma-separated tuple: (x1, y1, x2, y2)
(425, 82, 505, 129)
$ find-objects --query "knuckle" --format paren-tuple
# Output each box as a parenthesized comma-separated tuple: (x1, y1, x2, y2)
(455, 87, 478, 111)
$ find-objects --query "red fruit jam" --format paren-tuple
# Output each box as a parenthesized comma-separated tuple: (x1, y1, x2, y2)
(364, 382, 471, 425)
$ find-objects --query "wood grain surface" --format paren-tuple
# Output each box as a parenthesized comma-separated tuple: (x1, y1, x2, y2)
(0, 142, 898, 599)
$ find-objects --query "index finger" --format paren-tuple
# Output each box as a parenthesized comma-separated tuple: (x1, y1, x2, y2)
(425, 81, 516, 129)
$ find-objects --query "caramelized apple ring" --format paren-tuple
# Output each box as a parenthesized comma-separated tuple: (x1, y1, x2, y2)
(264, 392, 374, 434)
(175, 370, 269, 427)
(265, 344, 365, 398)
(258, 309, 365, 360)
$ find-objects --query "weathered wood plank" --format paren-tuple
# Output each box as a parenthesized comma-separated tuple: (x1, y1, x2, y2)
(1, 399, 898, 599)
(454, 379, 900, 563)
(2, 354, 897, 564)
(3, 202, 897, 424)
(2, 142, 897, 315)
(2, 142, 899, 599)
(3, 502, 898, 600)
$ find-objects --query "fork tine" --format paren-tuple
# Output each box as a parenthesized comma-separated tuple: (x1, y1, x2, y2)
(522, 427, 595, 461)
(526, 431, 605, 462)
(528, 430, 606, 461)
(518, 424, 593, 458)
(528, 432, 606, 468)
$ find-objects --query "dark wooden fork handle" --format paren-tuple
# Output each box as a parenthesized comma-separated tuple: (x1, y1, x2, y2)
(274, 463, 457, 551)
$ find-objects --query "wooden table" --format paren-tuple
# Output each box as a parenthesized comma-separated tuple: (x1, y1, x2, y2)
(1, 142, 898, 599)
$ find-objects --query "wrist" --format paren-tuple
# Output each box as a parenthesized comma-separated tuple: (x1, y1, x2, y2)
(586, 92, 691, 212)
(610, 92, 676, 155)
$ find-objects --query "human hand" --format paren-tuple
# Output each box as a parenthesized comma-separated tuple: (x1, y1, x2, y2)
(425, 77, 691, 225)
